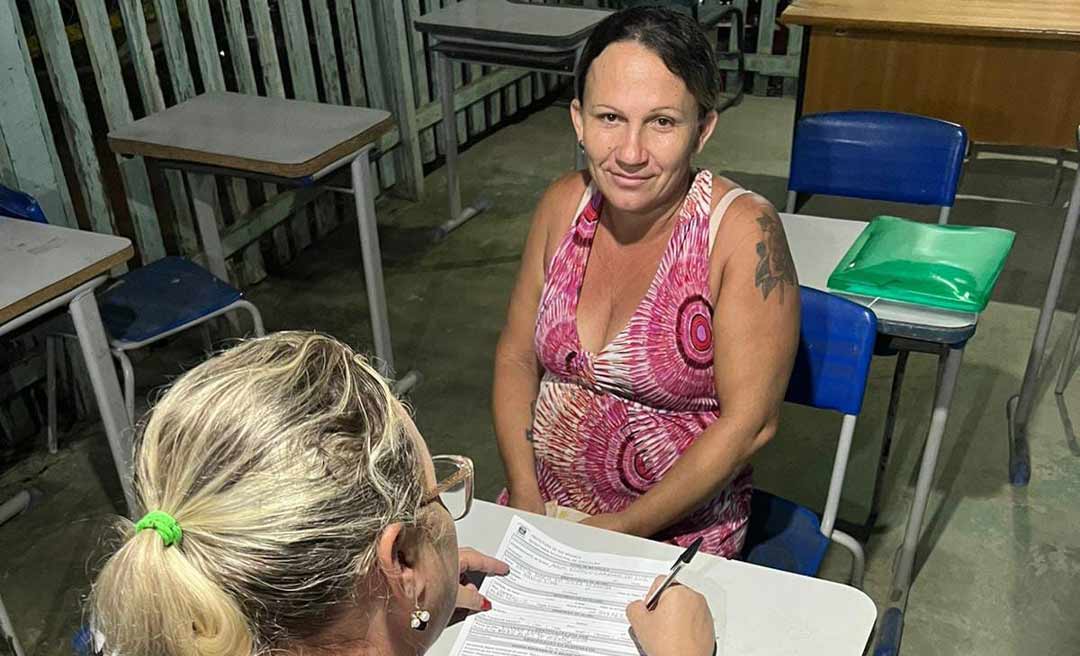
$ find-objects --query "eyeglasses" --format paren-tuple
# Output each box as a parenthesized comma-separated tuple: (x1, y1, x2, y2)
(421, 455, 474, 521)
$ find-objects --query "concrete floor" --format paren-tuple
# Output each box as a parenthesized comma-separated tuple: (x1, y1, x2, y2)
(3, 94, 1080, 655)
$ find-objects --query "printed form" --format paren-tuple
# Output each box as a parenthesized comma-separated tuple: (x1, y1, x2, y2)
(449, 516, 672, 656)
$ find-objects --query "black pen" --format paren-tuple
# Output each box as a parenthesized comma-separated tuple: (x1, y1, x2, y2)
(645, 536, 703, 611)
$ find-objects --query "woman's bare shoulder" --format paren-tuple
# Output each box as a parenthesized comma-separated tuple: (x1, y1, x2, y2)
(708, 174, 784, 266)
(534, 170, 591, 234)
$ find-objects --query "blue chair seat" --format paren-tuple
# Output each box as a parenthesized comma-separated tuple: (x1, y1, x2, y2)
(742, 490, 830, 577)
(100, 257, 243, 345)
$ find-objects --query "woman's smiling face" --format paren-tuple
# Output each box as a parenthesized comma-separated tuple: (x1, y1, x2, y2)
(571, 40, 717, 216)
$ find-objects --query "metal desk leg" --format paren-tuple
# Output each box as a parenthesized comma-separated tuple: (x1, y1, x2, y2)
(874, 346, 964, 656)
(350, 149, 421, 395)
(0, 490, 35, 656)
(432, 50, 490, 240)
(1008, 164, 1080, 486)
(0, 587, 24, 656)
(68, 288, 137, 514)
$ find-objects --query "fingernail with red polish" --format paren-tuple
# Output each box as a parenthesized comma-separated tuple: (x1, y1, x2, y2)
(480, 597, 492, 612)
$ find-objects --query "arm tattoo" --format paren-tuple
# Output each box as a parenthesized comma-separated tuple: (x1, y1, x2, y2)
(525, 400, 537, 443)
(753, 214, 797, 302)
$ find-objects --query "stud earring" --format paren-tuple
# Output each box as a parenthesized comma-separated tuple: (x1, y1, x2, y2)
(410, 605, 431, 631)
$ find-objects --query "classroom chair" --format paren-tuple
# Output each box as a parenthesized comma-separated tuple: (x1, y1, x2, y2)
(786, 110, 968, 225)
(0, 183, 265, 450)
(787, 110, 968, 534)
(741, 286, 877, 587)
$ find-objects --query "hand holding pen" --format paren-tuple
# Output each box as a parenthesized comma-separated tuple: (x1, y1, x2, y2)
(625, 537, 718, 656)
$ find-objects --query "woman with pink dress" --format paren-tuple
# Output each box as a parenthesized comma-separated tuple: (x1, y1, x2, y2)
(493, 7, 800, 557)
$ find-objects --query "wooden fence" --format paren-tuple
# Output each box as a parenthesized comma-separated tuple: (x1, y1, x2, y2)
(0, 0, 563, 287)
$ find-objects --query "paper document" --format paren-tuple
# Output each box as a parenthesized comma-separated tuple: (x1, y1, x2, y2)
(449, 516, 673, 656)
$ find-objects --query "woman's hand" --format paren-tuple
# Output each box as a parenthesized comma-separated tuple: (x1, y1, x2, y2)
(626, 576, 716, 656)
(506, 485, 546, 516)
(455, 548, 510, 613)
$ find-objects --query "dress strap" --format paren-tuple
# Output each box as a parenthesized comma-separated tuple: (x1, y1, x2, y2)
(572, 181, 596, 223)
(708, 187, 753, 254)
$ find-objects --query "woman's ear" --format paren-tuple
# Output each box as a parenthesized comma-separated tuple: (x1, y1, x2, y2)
(570, 98, 585, 143)
(696, 110, 719, 154)
(376, 522, 425, 604)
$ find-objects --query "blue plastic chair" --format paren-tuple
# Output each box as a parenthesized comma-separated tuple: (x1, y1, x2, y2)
(786, 111, 968, 225)
(741, 286, 877, 586)
(0, 183, 265, 449)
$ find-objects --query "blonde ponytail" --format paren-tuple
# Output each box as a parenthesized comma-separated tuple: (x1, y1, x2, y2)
(92, 527, 252, 656)
(89, 332, 426, 655)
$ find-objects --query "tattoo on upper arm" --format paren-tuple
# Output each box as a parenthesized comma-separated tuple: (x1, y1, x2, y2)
(525, 400, 537, 443)
(753, 214, 797, 302)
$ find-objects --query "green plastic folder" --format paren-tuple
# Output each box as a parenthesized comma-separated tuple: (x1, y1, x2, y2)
(827, 216, 1015, 313)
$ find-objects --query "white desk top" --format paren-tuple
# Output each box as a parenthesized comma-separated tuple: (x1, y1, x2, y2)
(0, 218, 132, 326)
(414, 0, 611, 48)
(108, 92, 394, 179)
(783, 213, 979, 342)
(432, 501, 876, 656)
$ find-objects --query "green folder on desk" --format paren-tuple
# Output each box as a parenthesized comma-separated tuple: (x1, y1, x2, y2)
(827, 216, 1015, 313)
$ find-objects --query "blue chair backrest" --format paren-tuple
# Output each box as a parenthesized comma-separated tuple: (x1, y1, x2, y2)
(788, 111, 967, 207)
(0, 184, 48, 223)
(784, 286, 877, 416)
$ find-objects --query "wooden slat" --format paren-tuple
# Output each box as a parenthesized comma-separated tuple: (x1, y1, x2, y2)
(783, 24, 804, 96)
(249, 0, 294, 261)
(0, 133, 14, 187)
(279, 0, 321, 246)
(76, 0, 166, 263)
(487, 65, 503, 125)
(439, 0, 467, 147)
(518, 68, 533, 113)
(754, 0, 778, 95)
(153, 0, 196, 99)
(725, 0, 748, 92)
(249, 0, 286, 95)
(717, 52, 800, 77)
(355, 0, 398, 189)
(310, 0, 343, 104)
(223, 0, 259, 95)
(335, 0, 369, 107)
(376, 66, 528, 153)
(372, 0, 424, 199)
(153, 0, 217, 260)
(187, 0, 266, 284)
(27, 0, 119, 238)
(223, 0, 284, 280)
(310, 0, 349, 240)
(468, 64, 487, 137)
(221, 186, 323, 257)
(405, 0, 436, 161)
(118, 0, 198, 254)
(0, 0, 76, 228)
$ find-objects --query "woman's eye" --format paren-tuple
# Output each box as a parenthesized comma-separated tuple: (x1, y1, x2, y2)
(601, 113, 619, 123)
(655, 117, 673, 128)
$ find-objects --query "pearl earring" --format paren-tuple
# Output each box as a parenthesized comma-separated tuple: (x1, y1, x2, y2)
(410, 606, 431, 631)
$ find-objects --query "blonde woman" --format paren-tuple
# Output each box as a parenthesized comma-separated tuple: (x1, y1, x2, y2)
(90, 332, 715, 656)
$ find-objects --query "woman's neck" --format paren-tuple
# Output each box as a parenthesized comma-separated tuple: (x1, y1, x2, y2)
(602, 169, 694, 244)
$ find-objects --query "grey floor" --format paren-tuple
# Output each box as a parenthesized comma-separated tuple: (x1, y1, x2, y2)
(3, 95, 1079, 655)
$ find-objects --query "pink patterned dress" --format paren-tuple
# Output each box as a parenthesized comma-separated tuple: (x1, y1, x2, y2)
(523, 169, 753, 557)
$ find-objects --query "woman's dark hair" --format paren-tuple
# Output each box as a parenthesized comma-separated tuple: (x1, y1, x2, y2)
(575, 6, 721, 118)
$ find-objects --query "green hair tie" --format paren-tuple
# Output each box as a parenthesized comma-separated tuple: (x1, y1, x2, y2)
(135, 510, 183, 547)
